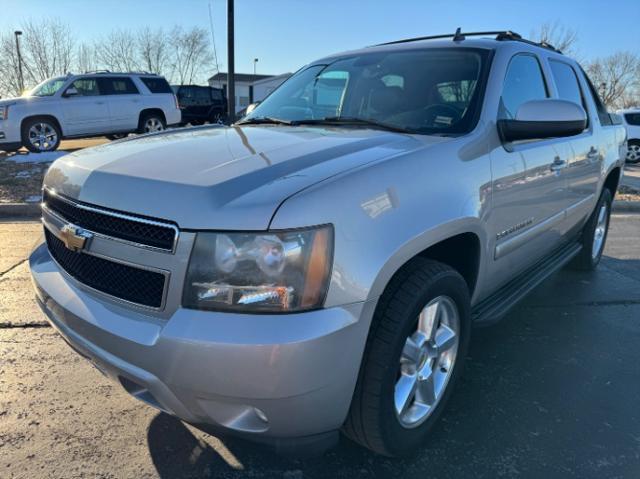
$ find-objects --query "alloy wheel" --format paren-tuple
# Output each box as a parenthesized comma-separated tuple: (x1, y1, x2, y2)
(144, 117, 164, 133)
(394, 295, 460, 428)
(592, 202, 608, 260)
(28, 122, 58, 151)
(627, 144, 640, 163)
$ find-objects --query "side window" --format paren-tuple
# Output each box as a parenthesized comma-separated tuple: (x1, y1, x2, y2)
(625, 113, 640, 126)
(579, 67, 613, 126)
(500, 54, 548, 119)
(69, 78, 101, 96)
(107, 77, 139, 95)
(140, 77, 173, 94)
(549, 60, 588, 128)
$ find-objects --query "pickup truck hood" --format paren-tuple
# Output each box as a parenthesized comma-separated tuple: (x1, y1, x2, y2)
(44, 125, 437, 229)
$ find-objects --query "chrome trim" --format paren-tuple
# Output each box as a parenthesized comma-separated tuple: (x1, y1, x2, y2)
(43, 187, 179, 254)
(42, 221, 170, 311)
(495, 210, 565, 260)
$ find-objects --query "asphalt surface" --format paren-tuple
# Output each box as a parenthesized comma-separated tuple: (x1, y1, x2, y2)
(1, 215, 639, 478)
(622, 163, 640, 191)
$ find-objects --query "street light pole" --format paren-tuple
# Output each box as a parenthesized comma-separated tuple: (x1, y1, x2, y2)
(227, 0, 235, 123)
(253, 58, 258, 76)
(14, 31, 24, 93)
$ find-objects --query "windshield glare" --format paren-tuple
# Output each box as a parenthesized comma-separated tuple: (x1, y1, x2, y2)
(244, 49, 488, 135)
(29, 77, 67, 97)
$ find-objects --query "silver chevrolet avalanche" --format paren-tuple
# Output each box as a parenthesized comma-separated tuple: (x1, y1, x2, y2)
(30, 30, 626, 456)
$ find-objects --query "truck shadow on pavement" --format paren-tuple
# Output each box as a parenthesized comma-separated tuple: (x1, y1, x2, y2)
(146, 259, 640, 478)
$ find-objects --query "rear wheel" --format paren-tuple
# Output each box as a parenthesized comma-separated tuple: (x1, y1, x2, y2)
(21, 117, 61, 153)
(343, 258, 471, 456)
(571, 188, 612, 270)
(138, 113, 166, 134)
(107, 133, 128, 141)
(626, 141, 640, 163)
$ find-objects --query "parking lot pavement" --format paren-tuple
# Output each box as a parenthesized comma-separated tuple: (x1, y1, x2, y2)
(1, 215, 639, 479)
(623, 163, 640, 191)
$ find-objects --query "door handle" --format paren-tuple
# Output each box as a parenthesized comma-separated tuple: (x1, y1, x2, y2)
(587, 147, 600, 161)
(95, 101, 105, 105)
(550, 156, 566, 171)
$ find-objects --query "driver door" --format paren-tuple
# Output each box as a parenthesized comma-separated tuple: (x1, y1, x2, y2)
(59, 77, 110, 135)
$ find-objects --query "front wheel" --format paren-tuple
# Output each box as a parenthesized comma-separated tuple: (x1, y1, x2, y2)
(343, 258, 471, 456)
(21, 118, 61, 153)
(570, 188, 612, 270)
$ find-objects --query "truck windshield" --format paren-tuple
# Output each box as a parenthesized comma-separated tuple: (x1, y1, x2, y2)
(242, 48, 490, 135)
(29, 77, 67, 97)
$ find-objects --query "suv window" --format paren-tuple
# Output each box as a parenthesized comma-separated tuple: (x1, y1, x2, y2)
(211, 89, 223, 103)
(140, 77, 173, 94)
(579, 67, 613, 126)
(625, 113, 640, 126)
(102, 77, 139, 95)
(500, 54, 548, 119)
(549, 61, 584, 107)
(194, 87, 211, 103)
(69, 78, 101, 96)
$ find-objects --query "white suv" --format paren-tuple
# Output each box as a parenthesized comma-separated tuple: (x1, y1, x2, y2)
(0, 72, 181, 153)
(617, 108, 640, 163)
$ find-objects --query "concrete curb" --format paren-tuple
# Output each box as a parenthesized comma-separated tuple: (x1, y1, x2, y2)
(1, 199, 639, 220)
(0, 203, 41, 218)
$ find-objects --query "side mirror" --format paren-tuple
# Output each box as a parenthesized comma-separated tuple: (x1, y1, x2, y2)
(245, 101, 261, 115)
(498, 99, 587, 142)
(63, 87, 78, 98)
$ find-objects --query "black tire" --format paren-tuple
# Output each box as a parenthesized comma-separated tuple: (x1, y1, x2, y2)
(626, 140, 640, 164)
(137, 112, 166, 134)
(107, 133, 128, 141)
(21, 117, 61, 153)
(343, 258, 471, 457)
(570, 188, 612, 270)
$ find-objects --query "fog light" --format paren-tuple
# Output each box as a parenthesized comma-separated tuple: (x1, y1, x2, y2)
(0, 132, 6, 140)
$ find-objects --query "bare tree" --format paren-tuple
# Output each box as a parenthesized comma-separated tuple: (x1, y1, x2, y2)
(531, 21, 579, 56)
(95, 29, 140, 72)
(20, 19, 74, 84)
(76, 43, 96, 73)
(0, 33, 23, 97)
(137, 27, 169, 74)
(587, 52, 640, 109)
(168, 26, 213, 85)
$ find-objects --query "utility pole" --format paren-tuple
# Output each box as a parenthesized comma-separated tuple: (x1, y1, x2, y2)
(14, 31, 24, 93)
(253, 58, 258, 76)
(227, 0, 235, 123)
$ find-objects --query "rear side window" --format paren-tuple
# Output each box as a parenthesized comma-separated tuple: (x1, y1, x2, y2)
(98, 77, 139, 95)
(625, 113, 640, 126)
(549, 61, 584, 107)
(140, 77, 173, 94)
(579, 67, 613, 126)
(211, 89, 223, 102)
(500, 54, 548, 119)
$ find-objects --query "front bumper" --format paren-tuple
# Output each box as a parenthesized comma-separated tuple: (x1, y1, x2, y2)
(30, 242, 374, 443)
(0, 118, 22, 151)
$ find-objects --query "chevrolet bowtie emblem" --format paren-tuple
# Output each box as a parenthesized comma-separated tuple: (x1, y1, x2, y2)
(59, 224, 92, 252)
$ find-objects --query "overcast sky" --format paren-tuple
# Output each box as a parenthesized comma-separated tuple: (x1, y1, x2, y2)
(2, 0, 639, 78)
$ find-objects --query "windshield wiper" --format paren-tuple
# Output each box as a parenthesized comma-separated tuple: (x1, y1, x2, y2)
(292, 116, 412, 134)
(236, 116, 293, 126)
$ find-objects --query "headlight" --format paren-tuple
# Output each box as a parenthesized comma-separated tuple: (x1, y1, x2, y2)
(182, 225, 333, 313)
(0, 105, 8, 120)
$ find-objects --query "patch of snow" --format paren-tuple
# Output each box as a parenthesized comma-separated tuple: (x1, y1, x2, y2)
(24, 195, 42, 203)
(14, 170, 32, 178)
(5, 150, 69, 164)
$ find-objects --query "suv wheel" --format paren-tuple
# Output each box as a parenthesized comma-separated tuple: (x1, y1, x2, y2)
(21, 118, 61, 153)
(344, 258, 470, 456)
(571, 188, 612, 270)
(627, 141, 640, 163)
(139, 113, 166, 134)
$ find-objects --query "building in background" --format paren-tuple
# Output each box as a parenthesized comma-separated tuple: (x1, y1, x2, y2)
(208, 72, 291, 113)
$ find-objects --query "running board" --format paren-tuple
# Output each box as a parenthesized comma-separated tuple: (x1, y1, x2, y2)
(472, 241, 582, 326)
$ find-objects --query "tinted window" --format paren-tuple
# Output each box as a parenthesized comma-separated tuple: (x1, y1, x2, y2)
(549, 61, 584, 106)
(69, 78, 101, 96)
(211, 89, 223, 102)
(625, 113, 640, 126)
(105, 77, 139, 95)
(194, 88, 211, 102)
(140, 77, 173, 94)
(579, 67, 612, 126)
(500, 54, 548, 119)
(246, 49, 489, 135)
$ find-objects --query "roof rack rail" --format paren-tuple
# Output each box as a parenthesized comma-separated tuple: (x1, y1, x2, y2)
(82, 70, 157, 75)
(375, 28, 562, 54)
